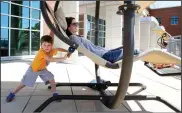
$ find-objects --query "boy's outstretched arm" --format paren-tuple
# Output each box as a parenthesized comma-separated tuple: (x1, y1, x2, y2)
(45, 54, 68, 62)
(58, 47, 75, 58)
(57, 48, 68, 52)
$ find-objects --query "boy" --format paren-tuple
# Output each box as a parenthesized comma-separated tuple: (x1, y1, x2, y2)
(6, 35, 69, 102)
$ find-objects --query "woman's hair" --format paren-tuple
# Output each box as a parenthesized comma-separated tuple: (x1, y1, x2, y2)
(65, 17, 75, 37)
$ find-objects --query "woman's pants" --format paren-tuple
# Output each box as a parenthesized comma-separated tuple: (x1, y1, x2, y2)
(102, 48, 140, 63)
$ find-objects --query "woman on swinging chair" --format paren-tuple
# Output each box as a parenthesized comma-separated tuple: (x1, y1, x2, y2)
(65, 17, 140, 63)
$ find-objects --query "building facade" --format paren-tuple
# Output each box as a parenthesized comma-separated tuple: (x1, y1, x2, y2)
(1, 1, 42, 57)
(1, 1, 124, 58)
(148, 6, 181, 39)
(1, 1, 153, 59)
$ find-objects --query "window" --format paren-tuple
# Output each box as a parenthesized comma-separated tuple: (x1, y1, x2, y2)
(79, 22, 84, 28)
(174, 36, 181, 39)
(11, 17, 29, 29)
(10, 29, 30, 56)
(79, 14, 84, 21)
(1, 2, 9, 14)
(11, 4, 30, 18)
(174, 37, 180, 39)
(31, 31, 40, 55)
(156, 17, 161, 24)
(87, 15, 91, 21)
(85, 15, 106, 47)
(79, 14, 84, 36)
(31, 1, 40, 9)
(1, 15, 9, 27)
(1, 28, 9, 56)
(0, 1, 41, 56)
(31, 20, 40, 30)
(170, 16, 178, 25)
(32, 9, 40, 19)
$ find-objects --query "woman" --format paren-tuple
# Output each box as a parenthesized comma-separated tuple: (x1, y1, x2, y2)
(65, 17, 140, 63)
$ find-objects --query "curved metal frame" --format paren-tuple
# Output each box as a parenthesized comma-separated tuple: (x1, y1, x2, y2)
(106, 1, 138, 109)
(94, 1, 102, 91)
(41, 0, 136, 109)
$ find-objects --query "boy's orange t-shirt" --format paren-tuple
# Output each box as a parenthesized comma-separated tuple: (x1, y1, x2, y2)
(31, 48, 58, 72)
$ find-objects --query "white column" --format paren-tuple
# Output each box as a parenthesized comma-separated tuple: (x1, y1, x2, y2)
(54, 1, 79, 62)
(140, 22, 150, 51)
(105, 5, 123, 49)
(150, 30, 161, 49)
(134, 14, 141, 49)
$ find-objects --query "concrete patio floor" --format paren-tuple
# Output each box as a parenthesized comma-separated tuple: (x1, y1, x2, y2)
(1, 56, 181, 113)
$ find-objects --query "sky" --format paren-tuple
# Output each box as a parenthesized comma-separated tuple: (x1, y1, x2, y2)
(149, 1, 181, 9)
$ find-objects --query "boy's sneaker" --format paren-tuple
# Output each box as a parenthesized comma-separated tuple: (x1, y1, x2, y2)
(53, 93, 59, 97)
(6, 92, 15, 102)
(53, 93, 62, 102)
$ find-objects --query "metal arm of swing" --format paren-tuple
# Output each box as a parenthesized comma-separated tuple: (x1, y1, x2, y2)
(94, 1, 101, 86)
(104, 1, 139, 109)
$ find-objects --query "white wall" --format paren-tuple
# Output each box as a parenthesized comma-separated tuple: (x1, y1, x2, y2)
(150, 31, 161, 49)
(134, 14, 141, 49)
(140, 17, 164, 51)
(105, 5, 123, 49)
(140, 22, 151, 51)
